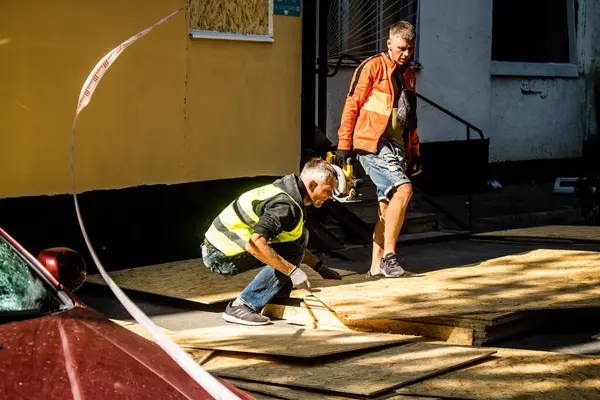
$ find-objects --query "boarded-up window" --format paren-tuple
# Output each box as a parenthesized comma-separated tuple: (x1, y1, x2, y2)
(189, 0, 273, 41)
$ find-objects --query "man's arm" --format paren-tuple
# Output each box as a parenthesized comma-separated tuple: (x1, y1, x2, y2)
(245, 233, 295, 275)
(246, 233, 311, 290)
(337, 60, 376, 150)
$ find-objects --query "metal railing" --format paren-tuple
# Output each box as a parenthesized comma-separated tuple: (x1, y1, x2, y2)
(415, 92, 486, 230)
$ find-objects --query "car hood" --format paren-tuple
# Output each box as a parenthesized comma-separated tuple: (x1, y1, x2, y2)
(0, 306, 250, 399)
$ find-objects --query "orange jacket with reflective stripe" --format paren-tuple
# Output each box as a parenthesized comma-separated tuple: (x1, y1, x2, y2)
(337, 53, 420, 164)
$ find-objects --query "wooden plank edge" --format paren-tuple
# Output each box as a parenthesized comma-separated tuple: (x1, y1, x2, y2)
(263, 303, 474, 346)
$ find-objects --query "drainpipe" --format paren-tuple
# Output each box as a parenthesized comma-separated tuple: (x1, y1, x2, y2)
(301, 0, 317, 158)
(317, 0, 328, 136)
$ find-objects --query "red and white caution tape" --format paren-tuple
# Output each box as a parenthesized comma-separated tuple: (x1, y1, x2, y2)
(69, 7, 240, 400)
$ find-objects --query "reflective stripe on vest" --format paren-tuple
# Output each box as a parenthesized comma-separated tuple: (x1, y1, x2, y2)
(205, 184, 304, 256)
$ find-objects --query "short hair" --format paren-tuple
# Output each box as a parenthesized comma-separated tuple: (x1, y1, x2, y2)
(389, 21, 415, 43)
(300, 157, 338, 185)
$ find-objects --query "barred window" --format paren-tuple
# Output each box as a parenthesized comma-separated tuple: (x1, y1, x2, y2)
(327, 0, 419, 63)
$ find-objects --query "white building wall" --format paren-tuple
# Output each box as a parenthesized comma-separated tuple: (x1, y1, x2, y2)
(325, 0, 600, 163)
(489, 78, 585, 161)
(415, 0, 493, 143)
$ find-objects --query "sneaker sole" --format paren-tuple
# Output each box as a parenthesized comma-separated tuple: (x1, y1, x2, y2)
(222, 312, 271, 326)
(380, 268, 406, 278)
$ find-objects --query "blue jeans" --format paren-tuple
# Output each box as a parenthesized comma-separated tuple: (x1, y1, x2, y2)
(358, 138, 411, 202)
(201, 236, 306, 312)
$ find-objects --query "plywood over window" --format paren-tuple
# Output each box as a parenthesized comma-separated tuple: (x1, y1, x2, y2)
(189, 0, 273, 42)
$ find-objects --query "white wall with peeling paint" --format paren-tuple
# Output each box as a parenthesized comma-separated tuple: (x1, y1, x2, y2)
(325, 0, 600, 163)
(489, 78, 585, 161)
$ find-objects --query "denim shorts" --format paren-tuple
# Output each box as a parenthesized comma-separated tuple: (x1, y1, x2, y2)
(357, 139, 411, 202)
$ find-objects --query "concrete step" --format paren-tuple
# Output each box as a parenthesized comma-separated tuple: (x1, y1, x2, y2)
(320, 211, 440, 242)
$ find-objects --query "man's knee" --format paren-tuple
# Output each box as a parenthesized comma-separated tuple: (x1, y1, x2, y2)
(392, 183, 413, 201)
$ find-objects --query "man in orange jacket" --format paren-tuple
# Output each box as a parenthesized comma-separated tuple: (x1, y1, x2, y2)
(337, 21, 421, 278)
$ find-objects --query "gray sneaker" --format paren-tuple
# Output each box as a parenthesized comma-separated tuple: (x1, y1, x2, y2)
(378, 253, 407, 277)
(222, 302, 271, 326)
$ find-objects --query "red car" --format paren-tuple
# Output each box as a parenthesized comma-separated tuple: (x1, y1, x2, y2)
(0, 227, 253, 399)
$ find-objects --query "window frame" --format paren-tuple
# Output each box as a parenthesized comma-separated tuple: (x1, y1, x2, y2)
(490, 0, 578, 78)
(188, 0, 274, 43)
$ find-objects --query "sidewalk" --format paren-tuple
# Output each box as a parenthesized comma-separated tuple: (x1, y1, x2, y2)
(424, 180, 585, 233)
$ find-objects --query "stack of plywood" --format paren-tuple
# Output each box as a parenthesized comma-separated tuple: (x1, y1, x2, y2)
(309, 249, 600, 320)
(264, 299, 547, 346)
(406, 311, 549, 346)
(265, 248, 600, 346)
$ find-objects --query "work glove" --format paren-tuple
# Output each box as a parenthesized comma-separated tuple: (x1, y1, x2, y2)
(289, 266, 311, 291)
(315, 261, 342, 280)
(408, 155, 423, 177)
(335, 149, 353, 162)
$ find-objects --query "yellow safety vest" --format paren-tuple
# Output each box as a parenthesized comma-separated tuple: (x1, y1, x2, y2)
(205, 184, 304, 256)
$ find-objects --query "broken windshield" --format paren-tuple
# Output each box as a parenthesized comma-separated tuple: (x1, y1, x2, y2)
(0, 235, 64, 319)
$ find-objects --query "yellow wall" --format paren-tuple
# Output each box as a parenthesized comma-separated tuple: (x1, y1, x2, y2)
(0, 1, 302, 198)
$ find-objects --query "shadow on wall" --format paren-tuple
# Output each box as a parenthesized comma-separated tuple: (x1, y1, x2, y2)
(0, 176, 278, 274)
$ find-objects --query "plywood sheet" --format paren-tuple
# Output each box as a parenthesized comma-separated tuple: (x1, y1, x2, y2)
(262, 303, 474, 346)
(472, 225, 600, 242)
(225, 379, 358, 400)
(110, 320, 172, 341)
(86, 258, 357, 304)
(312, 249, 600, 321)
(225, 378, 442, 400)
(169, 324, 417, 358)
(203, 342, 495, 396)
(240, 390, 281, 400)
(397, 348, 600, 399)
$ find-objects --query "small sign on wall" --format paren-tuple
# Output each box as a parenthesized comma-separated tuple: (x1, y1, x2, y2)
(274, 0, 301, 16)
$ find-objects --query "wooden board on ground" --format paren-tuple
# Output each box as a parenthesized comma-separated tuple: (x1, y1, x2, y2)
(110, 319, 172, 341)
(262, 301, 475, 346)
(240, 391, 281, 400)
(397, 348, 600, 399)
(110, 320, 216, 364)
(86, 258, 357, 304)
(225, 378, 443, 400)
(472, 225, 600, 243)
(203, 342, 496, 397)
(169, 324, 417, 358)
(312, 249, 600, 321)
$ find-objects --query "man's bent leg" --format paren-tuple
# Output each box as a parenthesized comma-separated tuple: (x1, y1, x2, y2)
(383, 183, 413, 255)
(238, 266, 293, 311)
(238, 241, 304, 311)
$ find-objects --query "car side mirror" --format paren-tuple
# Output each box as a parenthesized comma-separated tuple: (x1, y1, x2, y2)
(37, 247, 87, 292)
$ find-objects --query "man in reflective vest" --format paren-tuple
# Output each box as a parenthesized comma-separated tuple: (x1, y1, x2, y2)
(201, 158, 341, 326)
